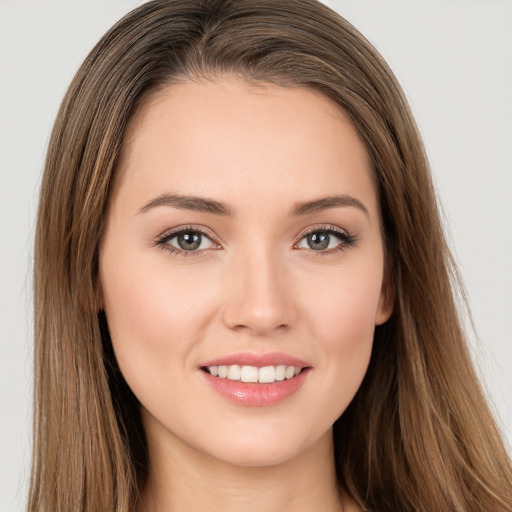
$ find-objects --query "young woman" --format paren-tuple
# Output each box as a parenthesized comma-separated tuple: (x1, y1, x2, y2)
(30, 1, 512, 511)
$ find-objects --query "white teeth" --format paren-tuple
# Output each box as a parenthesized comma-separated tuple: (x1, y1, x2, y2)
(258, 366, 276, 383)
(285, 366, 296, 379)
(207, 364, 303, 383)
(241, 365, 259, 383)
(227, 364, 241, 380)
(275, 365, 286, 381)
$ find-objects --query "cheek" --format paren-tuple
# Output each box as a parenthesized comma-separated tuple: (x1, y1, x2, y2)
(99, 247, 218, 390)
(299, 261, 382, 415)
(305, 259, 383, 348)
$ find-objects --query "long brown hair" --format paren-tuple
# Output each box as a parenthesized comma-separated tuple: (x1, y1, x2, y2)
(31, 1, 512, 510)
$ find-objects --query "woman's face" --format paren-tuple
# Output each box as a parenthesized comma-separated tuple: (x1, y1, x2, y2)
(100, 78, 392, 467)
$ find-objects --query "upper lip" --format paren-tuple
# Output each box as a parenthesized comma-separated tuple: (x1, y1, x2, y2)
(200, 351, 311, 369)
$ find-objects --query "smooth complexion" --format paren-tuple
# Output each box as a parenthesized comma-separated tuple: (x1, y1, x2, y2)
(99, 77, 392, 512)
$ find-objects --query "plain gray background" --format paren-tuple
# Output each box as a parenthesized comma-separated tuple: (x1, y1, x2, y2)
(1, 1, 511, 510)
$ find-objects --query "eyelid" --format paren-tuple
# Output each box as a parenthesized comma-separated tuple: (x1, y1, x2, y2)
(293, 224, 347, 242)
(154, 223, 356, 258)
(293, 224, 357, 253)
(154, 224, 223, 257)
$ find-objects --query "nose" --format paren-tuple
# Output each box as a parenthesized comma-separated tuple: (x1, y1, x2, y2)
(221, 246, 296, 336)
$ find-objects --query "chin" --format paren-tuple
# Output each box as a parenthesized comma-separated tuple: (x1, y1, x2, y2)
(209, 444, 304, 468)
(198, 426, 330, 469)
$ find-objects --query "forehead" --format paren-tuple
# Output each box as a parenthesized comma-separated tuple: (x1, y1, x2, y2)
(114, 78, 378, 219)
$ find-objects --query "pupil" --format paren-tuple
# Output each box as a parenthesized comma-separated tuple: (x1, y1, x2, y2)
(178, 232, 201, 250)
(308, 232, 329, 250)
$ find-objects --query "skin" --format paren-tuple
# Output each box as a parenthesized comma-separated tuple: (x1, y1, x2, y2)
(100, 77, 393, 512)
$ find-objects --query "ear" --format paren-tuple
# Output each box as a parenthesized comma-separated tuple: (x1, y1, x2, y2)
(375, 275, 394, 325)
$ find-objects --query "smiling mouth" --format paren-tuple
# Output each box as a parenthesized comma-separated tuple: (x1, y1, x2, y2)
(202, 364, 305, 384)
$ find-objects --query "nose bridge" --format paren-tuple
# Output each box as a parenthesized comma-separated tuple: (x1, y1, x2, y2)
(222, 240, 294, 335)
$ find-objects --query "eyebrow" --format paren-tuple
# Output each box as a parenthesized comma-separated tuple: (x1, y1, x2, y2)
(138, 192, 368, 218)
(138, 193, 236, 217)
(291, 194, 369, 217)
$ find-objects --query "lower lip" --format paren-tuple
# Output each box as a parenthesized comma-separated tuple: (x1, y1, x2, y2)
(200, 368, 310, 406)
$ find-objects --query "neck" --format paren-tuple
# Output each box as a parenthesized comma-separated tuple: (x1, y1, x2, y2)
(137, 419, 348, 512)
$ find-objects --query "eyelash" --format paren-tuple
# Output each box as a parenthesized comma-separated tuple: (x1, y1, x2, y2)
(154, 224, 357, 258)
(154, 226, 218, 258)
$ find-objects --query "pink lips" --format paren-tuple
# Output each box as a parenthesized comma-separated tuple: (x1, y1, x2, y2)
(199, 351, 311, 407)
(201, 351, 310, 369)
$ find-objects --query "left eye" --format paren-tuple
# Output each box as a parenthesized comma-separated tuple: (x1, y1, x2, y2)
(166, 231, 215, 251)
(297, 230, 345, 251)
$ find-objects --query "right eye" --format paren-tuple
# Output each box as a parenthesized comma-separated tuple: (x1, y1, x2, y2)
(155, 227, 220, 256)
(167, 230, 215, 251)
